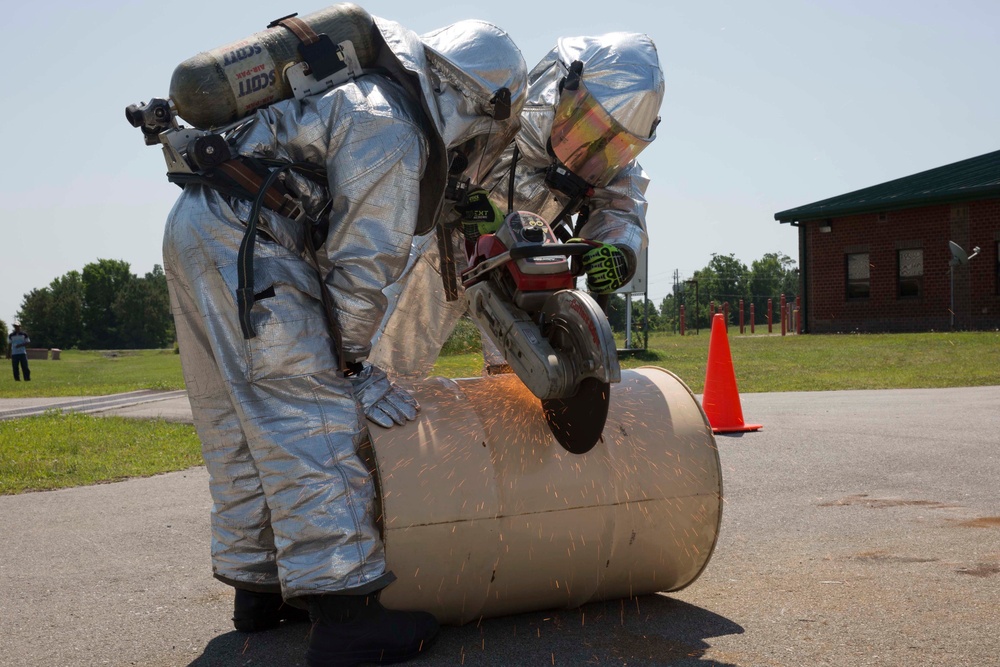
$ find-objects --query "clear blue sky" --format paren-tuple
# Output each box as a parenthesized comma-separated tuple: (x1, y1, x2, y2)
(2, 0, 997, 324)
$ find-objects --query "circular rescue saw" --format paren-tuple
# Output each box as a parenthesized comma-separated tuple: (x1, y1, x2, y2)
(461, 211, 621, 454)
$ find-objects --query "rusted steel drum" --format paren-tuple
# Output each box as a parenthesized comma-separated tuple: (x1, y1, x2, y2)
(169, 3, 379, 129)
(368, 367, 722, 624)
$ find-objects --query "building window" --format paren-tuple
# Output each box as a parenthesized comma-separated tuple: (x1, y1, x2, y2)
(846, 253, 870, 299)
(996, 242, 1000, 296)
(898, 248, 923, 298)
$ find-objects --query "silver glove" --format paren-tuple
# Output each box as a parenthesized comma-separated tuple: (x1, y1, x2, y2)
(348, 363, 420, 428)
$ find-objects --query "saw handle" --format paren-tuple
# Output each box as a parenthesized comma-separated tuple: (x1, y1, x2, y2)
(544, 240, 611, 313)
(507, 242, 595, 261)
(462, 241, 598, 288)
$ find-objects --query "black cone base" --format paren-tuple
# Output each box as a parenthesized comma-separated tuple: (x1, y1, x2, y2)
(541, 378, 610, 454)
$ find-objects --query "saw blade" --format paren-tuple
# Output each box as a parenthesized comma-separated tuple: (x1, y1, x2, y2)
(542, 377, 610, 454)
(539, 290, 615, 453)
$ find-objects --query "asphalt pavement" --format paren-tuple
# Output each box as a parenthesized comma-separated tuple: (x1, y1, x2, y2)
(0, 385, 997, 666)
(0, 390, 189, 421)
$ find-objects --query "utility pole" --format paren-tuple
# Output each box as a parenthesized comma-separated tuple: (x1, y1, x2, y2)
(685, 279, 699, 335)
(673, 269, 680, 334)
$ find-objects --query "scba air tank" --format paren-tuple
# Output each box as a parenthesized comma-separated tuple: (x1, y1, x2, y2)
(169, 3, 379, 129)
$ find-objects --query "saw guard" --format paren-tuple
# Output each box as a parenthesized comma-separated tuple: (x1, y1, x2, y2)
(466, 284, 620, 401)
(466, 282, 572, 399)
(540, 289, 620, 388)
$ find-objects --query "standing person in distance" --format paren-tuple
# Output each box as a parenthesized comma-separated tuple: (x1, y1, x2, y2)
(9, 323, 30, 381)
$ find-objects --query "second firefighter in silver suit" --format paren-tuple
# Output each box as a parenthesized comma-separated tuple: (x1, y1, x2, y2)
(371, 32, 665, 379)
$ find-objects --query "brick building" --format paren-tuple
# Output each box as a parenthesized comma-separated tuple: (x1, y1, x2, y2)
(775, 150, 1000, 333)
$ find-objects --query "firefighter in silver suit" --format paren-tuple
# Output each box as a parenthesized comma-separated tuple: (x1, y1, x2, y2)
(371, 32, 664, 379)
(162, 16, 525, 666)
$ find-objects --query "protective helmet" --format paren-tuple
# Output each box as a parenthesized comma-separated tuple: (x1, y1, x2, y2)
(530, 33, 664, 189)
(420, 20, 527, 185)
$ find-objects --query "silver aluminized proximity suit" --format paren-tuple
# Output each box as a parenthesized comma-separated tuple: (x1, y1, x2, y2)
(370, 32, 664, 379)
(163, 16, 525, 600)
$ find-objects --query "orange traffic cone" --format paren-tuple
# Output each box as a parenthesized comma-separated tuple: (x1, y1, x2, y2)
(702, 313, 762, 433)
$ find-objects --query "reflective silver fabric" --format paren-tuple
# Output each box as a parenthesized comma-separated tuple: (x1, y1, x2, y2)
(373, 18, 527, 229)
(421, 21, 527, 185)
(163, 18, 526, 598)
(165, 185, 389, 596)
(370, 231, 471, 380)
(539, 33, 663, 139)
(371, 33, 662, 380)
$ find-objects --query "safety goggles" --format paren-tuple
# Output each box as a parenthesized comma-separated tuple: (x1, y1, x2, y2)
(549, 77, 655, 188)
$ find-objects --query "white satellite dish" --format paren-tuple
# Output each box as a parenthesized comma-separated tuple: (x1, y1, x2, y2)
(949, 241, 980, 266)
(949, 240, 968, 265)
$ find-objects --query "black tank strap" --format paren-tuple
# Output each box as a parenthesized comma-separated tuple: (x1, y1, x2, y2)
(170, 156, 329, 340)
(232, 160, 331, 339)
(235, 165, 290, 339)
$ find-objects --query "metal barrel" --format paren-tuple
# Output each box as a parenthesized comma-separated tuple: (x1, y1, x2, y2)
(367, 367, 723, 624)
(168, 3, 379, 129)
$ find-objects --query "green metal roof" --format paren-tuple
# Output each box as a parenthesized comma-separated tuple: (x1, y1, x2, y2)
(775, 149, 1000, 223)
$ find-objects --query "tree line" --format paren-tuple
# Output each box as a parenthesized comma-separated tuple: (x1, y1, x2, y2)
(7, 250, 797, 351)
(12, 259, 175, 350)
(610, 251, 799, 333)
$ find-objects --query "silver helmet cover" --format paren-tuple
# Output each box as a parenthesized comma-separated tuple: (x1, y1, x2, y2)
(525, 32, 663, 187)
(376, 18, 526, 178)
(420, 20, 527, 185)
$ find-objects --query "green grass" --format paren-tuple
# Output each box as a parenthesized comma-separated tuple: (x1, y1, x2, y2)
(3, 331, 999, 494)
(8, 332, 998, 398)
(0, 411, 201, 494)
(720, 330, 1000, 392)
(0, 349, 185, 398)
(430, 330, 1000, 394)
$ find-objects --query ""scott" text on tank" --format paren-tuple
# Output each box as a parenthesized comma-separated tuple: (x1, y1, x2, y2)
(237, 70, 277, 98)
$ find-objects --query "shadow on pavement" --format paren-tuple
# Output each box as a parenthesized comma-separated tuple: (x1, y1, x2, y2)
(188, 623, 310, 666)
(188, 595, 743, 666)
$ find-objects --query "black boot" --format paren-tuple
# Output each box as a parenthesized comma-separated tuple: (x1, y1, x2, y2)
(305, 594, 439, 667)
(232, 588, 310, 633)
